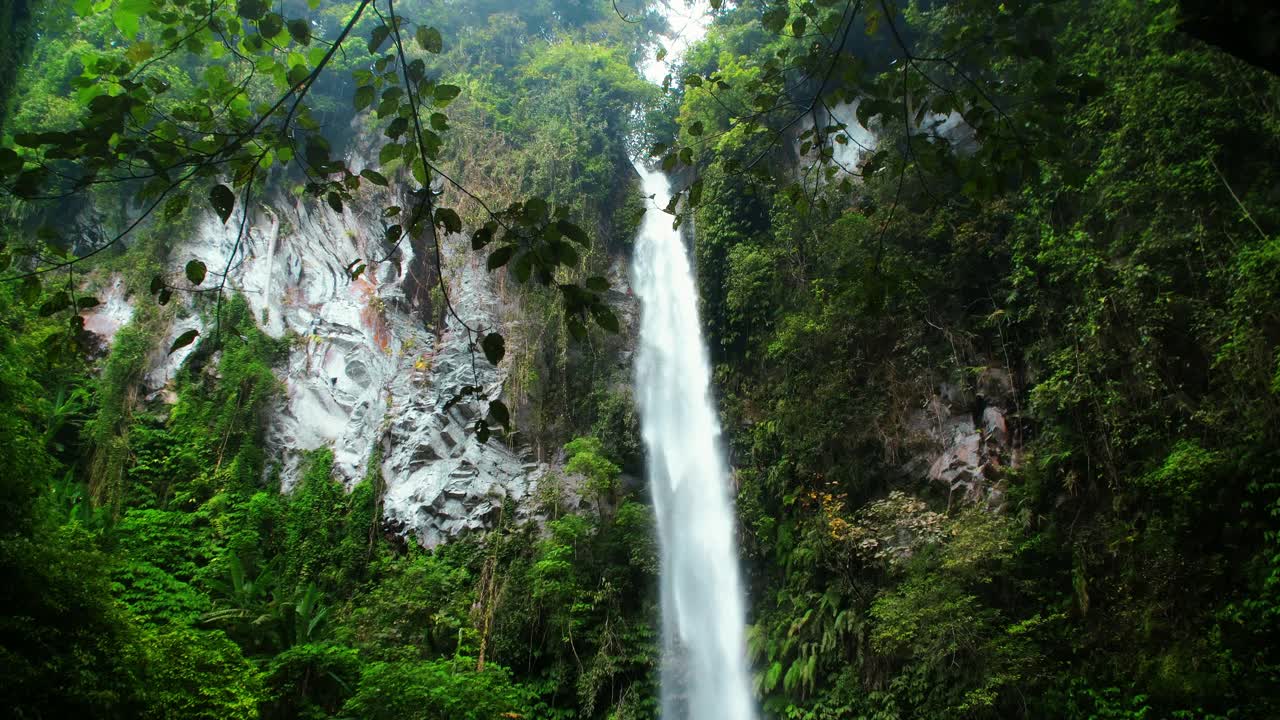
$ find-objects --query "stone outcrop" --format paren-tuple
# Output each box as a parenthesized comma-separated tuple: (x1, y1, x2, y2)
(80, 166, 596, 547)
(903, 367, 1021, 508)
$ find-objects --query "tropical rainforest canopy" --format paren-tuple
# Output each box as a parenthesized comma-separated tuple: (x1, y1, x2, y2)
(1, 0, 1279, 718)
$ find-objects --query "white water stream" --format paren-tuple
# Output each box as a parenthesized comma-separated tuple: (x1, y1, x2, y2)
(632, 6, 755, 714)
(632, 164, 756, 719)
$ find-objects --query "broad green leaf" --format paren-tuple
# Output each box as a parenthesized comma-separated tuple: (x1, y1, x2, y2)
(487, 246, 515, 270)
(0, 148, 19, 177)
(210, 184, 235, 224)
(169, 329, 199, 354)
(591, 304, 620, 333)
(554, 241, 579, 268)
(360, 168, 388, 186)
(368, 25, 389, 54)
(433, 84, 461, 107)
(236, 0, 266, 21)
(688, 178, 704, 207)
(434, 208, 462, 233)
(481, 332, 505, 365)
(416, 26, 442, 53)
(385, 117, 408, 139)
(557, 219, 590, 247)
(288, 18, 311, 45)
(354, 85, 376, 111)
(259, 12, 283, 39)
(38, 291, 71, 317)
(762, 7, 788, 33)
(112, 0, 150, 37)
(488, 399, 510, 428)
(185, 259, 207, 286)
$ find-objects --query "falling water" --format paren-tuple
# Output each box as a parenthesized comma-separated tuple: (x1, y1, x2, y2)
(631, 159, 756, 719)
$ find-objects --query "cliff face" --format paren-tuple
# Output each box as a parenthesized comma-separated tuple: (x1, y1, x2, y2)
(82, 156, 635, 547)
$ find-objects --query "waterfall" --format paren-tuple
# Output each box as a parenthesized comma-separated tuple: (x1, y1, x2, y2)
(631, 161, 756, 719)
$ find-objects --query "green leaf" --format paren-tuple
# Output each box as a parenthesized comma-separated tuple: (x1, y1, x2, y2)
(113, 0, 151, 37)
(287, 18, 311, 45)
(168, 329, 199, 354)
(471, 225, 495, 250)
(557, 219, 590, 247)
(554, 241, 579, 268)
(210, 184, 235, 224)
(385, 117, 408, 139)
(512, 252, 532, 282)
(185, 259, 207, 286)
(434, 208, 462, 233)
(688, 121, 704, 136)
(327, 192, 343, 213)
(258, 12, 283, 38)
(236, 0, 266, 21)
(38, 291, 71, 317)
(0, 148, 21, 177)
(368, 25, 390, 54)
(19, 276, 40, 305)
(585, 276, 609, 292)
(762, 7, 788, 33)
(163, 193, 189, 220)
(354, 85, 376, 112)
(481, 332, 505, 365)
(688, 178, 704, 207)
(523, 197, 548, 223)
(488, 399, 510, 428)
(475, 419, 491, 444)
(791, 17, 807, 36)
(360, 168, 388, 186)
(287, 64, 310, 87)
(378, 143, 401, 164)
(487, 246, 515, 270)
(416, 26, 442, 53)
(433, 84, 461, 106)
(591, 304, 620, 333)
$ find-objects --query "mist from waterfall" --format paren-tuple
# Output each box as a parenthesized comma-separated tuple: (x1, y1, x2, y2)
(631, 158, 756, 719)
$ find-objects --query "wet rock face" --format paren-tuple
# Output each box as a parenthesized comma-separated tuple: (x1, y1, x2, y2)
(80, 275, 133, 346)
(120, 181, 567, 547)
(903, 367, 1020, 508)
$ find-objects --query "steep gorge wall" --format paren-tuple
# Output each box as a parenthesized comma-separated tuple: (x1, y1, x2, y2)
(82, 151, 638, 547)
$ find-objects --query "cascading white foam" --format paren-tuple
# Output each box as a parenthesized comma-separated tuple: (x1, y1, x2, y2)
(631, 161, 756, 719)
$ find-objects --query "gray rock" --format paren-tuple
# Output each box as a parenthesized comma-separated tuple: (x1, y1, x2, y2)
(118, 169, 577, 549)
(905, 367, 1019, 509)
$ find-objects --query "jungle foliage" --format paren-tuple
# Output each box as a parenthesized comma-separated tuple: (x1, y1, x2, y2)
(671, 1, 1280, 718)
(1, 0, 1280, 719)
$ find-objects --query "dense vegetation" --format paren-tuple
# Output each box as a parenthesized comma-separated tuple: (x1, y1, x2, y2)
(2, 0, 1280, 719)
(680, 2, 1280, 718)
